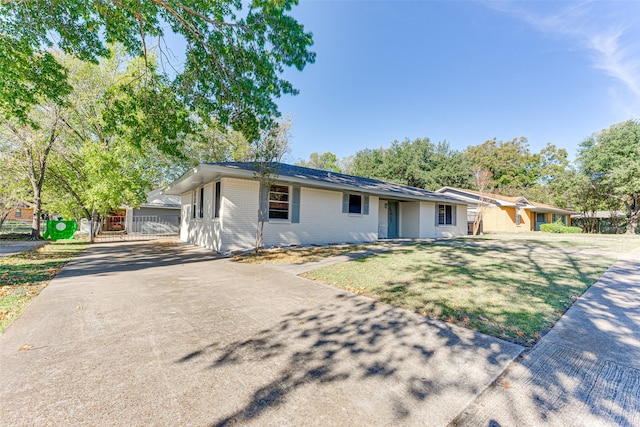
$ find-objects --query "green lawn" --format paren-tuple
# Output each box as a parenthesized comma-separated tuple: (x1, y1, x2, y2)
(456, 232, 640, 256)
(304, 238, 625, 345)
(0, 241, 89, 333)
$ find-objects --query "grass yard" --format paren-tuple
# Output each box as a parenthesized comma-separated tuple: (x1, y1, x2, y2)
(0, 221, 32, 240)
(304, 238, 624, 345)
(0, 241, 89, 333)
(457, 232, 640, 256)
(235, 244, 374, 264)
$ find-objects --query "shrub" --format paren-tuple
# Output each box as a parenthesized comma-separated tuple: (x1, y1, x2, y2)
(540, 221, 582, 233)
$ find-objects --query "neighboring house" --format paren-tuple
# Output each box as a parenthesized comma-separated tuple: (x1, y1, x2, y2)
(436, 187, 573, 233)
(124, 189, 181, 234)
(163, 162, 469, 252)
(4, 202, 34, 222)
(572, 211, 627, 234)
(97, 189, 181, 234)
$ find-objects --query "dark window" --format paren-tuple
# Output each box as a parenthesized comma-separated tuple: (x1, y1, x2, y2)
(438, 204, 453, 225)
(348, 194, 362, 214)
(192, 191, 196, 219)
(214, 181, 221, 218)
(269, 185, 289, 220)
(199, 187, 204, 218)
(15, 208, 22, 218)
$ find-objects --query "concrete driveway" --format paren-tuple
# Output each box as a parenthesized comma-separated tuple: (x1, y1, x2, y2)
(0, 240, 522, 426)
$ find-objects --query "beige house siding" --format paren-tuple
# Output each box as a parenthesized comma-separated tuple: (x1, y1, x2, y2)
(482, 206, 532, 233)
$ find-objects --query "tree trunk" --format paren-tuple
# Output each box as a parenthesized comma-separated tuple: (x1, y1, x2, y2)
(625, 196, 639, 235)
(0, 211, 9, 231)
(30, 186, 42, 240)
(626, 212, 639, 234)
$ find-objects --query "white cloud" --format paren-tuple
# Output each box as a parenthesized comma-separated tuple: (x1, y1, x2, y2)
(487, 1, 640, 97)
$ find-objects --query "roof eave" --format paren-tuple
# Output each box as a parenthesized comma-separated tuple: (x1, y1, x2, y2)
(163, 164, 471, 205)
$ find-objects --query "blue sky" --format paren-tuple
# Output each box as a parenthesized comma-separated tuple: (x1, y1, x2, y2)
(275, 1, 640, 164)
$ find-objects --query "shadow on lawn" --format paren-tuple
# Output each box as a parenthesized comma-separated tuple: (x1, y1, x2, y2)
(350, 242, 638, 425)
(453, 256, 640, 427)
(175, 294, 522, 426)
(398, 243, 612, 338)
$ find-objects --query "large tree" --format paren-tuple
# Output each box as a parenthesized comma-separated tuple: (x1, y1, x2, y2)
(0, 104, 64, 238)
(0, 0, 315, 140)
(578, 120, 640, 234)
(296, 152, 341, 172)
(350, 138, 472, 191)
(464, 137, 541, 194)
(0, 161, 28, 231)
(42, 50, 194, 220)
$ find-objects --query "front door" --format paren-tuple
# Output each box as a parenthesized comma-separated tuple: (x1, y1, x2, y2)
(388, 201, 399, 238)
(535, 212, 546, 231)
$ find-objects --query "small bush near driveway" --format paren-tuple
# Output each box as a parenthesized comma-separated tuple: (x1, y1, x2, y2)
(304, 242, 617, 346)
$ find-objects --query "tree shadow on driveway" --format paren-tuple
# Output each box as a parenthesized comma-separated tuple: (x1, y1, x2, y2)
(175, 292, 523, 426)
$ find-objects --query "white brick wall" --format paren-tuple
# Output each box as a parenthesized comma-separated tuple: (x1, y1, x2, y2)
(263, 187, 379, 248)
(180, 183, 224, 250)
(179, 176, 467, 252)
(400, 202, 421, 238)
(421, 202, 468, 238)
(220, 178, 260, 251)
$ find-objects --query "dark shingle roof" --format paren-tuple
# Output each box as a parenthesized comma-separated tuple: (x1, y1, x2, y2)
(208, 162, 464, 202)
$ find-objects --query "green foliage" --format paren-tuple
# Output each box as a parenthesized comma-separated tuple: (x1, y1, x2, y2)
(351, 148, 385, 180)
(540, 222, 582, 234)
(350, 138, 473, 190)
(0, 35, 72, 123)
(464, 137, 541, 192)
(296, 152, 341, 172)
(0, 0, 315, 139)
(578, 120, 640, 234)
(41, 51, 193, 218)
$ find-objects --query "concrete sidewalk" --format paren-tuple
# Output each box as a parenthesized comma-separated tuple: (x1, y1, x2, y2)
(0, 240, 47, 257)
(0, 240, 522, 426)
(452, 248, 640, 426)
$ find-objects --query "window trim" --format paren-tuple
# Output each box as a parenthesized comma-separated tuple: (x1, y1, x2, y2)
(268, 184, 290, 221)
(214, 181, 221, 219)
(198, 187, 204, 219)
(342, 193, 369, 216)
(516, 207, 521, 226)
(348, 194, 362, 214)
(437, 204, 455, 226)
(191, 190, 197, 219)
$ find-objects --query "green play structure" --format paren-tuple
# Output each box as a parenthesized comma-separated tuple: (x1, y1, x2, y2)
(43, 220, 78, 240)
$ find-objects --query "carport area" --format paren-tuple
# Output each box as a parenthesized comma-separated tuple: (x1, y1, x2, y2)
(0, 240, 522, 426)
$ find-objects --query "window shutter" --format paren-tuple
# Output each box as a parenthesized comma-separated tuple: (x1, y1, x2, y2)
(291, 186, 301, 223)
(363, 196, 369, 215)
(453, 205, 457, 226)
(342, 193, 349, 213)
(259, 183, 269, 223)
(435, 204, 439, 227)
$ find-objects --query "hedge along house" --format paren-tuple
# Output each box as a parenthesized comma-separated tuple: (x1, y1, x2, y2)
(163, 162, 469, 252)
(436, 187, 573, 233)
